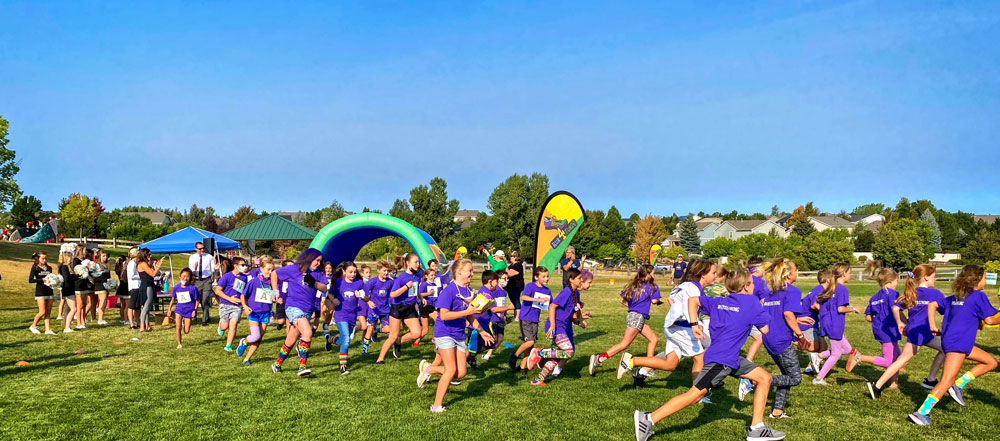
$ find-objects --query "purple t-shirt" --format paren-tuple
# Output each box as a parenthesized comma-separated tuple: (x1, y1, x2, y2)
(313, 273, 331, 311)
(333, 278, 365, 323)
(799, 286, 822, 331)
(762, 287, 796, 355)
(434, 283, 471, 341)
(419, 281, 439, 305)
(490, 286, 508, 324)
(358, 281, 371, 317)
(216, 272, 248, 306)
(391, 271, 421, 305)
(171, 284, 199, 316)
(552, 287, 578, 343)
(752, 275, 771, 300)
(865, 288, 901, 343)
(245, 274, 275, 314)
(906, 287, 946, 346)
(274, 265, 322, 314)
(518, 282, 551, 323)
(699, 293, 769, 369)
(365, 277, 393, 315)
(941, 290, 998, 355)
(623, 282, 661, 319)
(818, 284, 850, 340)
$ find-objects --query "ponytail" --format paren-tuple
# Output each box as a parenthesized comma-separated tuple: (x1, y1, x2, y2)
(621, 264, 653, 305)
(897, 264, 935, 309)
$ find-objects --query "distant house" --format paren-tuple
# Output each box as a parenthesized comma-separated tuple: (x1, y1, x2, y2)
(808, 216, 855, 232)
(122, 212, 175, 226)
(849, 214, 885, 225)
(975, 214, 1000, 224)
(454, 210, 480, 223)
(714, 220, 788, 240)
(774, 214, 793, 227)
(670, 218, 724, 246)
(660, 235, 681, 248)
(862, 220, 883, 233)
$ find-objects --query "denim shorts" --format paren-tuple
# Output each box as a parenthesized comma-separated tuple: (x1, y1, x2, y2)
(434, 336, 468, 353)
(285, 306, 310, 324)
(249, 311, 272, 324)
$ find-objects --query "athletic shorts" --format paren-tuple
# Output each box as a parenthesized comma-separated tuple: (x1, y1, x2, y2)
(415, 302, 432, 318)
(249, 311, 272, 324)
(367, 312, 390, 328)
(390, 303, 419, 320)
(802, 327, 817, 342)
(664, 322, 711, 359)
(285, 306, 310, 324)
(750, 326, 762, 337)
(175, 309, 196, 319)
(35, 295, 54, 300)
(488, 322, 505, 347)
(626, 311, 647, 331)
(274, 305, 287, 320)
(435, 336, 468, 353)
(219, 304, 242, 323)
(693, 359, 758, 391)
(520, 320, 539, 342)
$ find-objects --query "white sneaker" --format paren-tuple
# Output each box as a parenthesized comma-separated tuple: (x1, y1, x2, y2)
(481, 353, 491, 361)
(75, 325, 86, 330)
(98, 321, 109, 325)
(813, 378, 829, 386)
(44, 330, 57, 335)
(617, 352, 633, 379)
(738, 378, 754, 401)
(177, 344, 183, 349)
(29, 327, 41, 334)
(63, 329, 75, 333)
(809, 353, 822, 374)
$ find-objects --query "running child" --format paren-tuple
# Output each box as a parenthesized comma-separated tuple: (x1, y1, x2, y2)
(758, 258, 812, 416)
(361, 260, 394, 355)
(328, 261, 364, 375)
(356, 264, 372, 346)
(214, 257, 249, 352)
(524, 268, 591, 386)
(589, 263, 662, 375)
(509, 266, 551, 372)
(376, 253, 423, 363)
(236, 261, 276, 365)
(813, 262, 861, 385)
(854, 268, 903, 388)
(28, 252, 56, 335)
(481, 272, 513, 361)
(416, 268, 439, 348)
(632, 268, 784, 441)
(171, 268, 199, 348)
(800, 270, 830, 375)
(908, 264, 1000, 426)
(271, 248, 335, 377)
(867, 264, 948, 398)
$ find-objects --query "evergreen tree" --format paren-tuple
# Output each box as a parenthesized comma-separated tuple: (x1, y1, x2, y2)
(678, 216, 701, 254)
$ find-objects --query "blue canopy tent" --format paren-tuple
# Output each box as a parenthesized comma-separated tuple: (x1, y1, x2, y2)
(139, 226, 240, 254)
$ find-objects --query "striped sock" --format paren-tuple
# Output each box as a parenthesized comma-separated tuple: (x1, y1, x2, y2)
(297, 340, 311, 366)
(955, 372, 976, 390)
(339, 353, 347, 367)
(918, 394, 939, 415)
(275, 344, 291, 366)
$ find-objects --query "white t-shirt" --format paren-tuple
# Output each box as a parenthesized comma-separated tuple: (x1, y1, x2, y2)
(126, 260, 140, 290)
(663, 281, 703, 329)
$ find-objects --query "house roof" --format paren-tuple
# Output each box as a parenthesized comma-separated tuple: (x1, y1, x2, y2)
(975, 215, 1000, 224)
(809, 216, 854, 228)
(724, 220, 770, 231)
(863, 220, 883, 233)
(222, 214, 317, 241)
(696, 220, 720, 230)
(455, 209, 480, 218)
(121, 212, 172, 225)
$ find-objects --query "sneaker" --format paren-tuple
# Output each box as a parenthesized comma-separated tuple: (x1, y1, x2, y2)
(392, 342, 402, 359)
(417, 366, 432, 388)
(812, 378, 829, 386)
(467, 357, 480, 370)
(242, 360, 251, 367)
(63, 328, 75, 333)
(921, 379, 939, 390)
(699, 396, 712, 404)
(98, 320, 108, 325)
(809, 352, 822, 375)
(236, 338, 247, 357)
(948, 385, 966, 406)
(617, 352, 634, 379)
(217, 326, 224, 337)
(325, 335, 333, 352)
(769, 412, 790, 419)
(350, 330, 356, 341)
(639, 367, 656, 377)
(223, 344, 233, 352)
(297, 367, 311, 377)
(481, 353, 491, 361)
(75, 325, 86, 330)
(908, 412, 931, 426)
(44, 330, 57, 335)
(519, 368, 528, 375)
(450, 379, 461, 385)
(361, 342, 369, 355)
(846, 349, 860, 372)
(738, 378, 754, 401)
(552, 366, 562, 377)
(867, 381, 882, 399)
(177, 344, 183, 350)
(632, 369, 647, 389)
(526, 348, 543, 370)
(746, 423, 786, 441)
(272, 363, 282, 374)
(803, 366, 815, 375)
(29, 327, 40, 334)
(430, 405, 446, 413)
(340, 365, 350, 375)
(530, 380, 547, 387)
(275, 324, 284, 330)
(588, 354, 599, 376)
(508, 352, 519, 371)
(633, 410, 654, 441)
(375, 360, 385, 365)
(56, 316, 63, 320)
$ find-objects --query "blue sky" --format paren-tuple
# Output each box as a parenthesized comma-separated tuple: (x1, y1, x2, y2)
(2, 1, 999, 217)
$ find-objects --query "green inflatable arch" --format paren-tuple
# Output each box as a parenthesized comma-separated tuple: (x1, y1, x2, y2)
(309, 213, 446, 267)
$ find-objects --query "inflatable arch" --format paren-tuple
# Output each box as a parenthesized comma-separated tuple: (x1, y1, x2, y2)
(309, 213, 446, 267)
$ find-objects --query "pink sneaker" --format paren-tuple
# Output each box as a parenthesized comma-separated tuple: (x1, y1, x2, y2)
(526, 348, 543, 370)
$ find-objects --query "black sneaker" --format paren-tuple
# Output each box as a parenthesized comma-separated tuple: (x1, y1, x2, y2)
(375, 360, 385, 365)
(921, 379, 939, 390)
(468, 357, 480, 370)
(508, 352, 518, 371)
(633, 369, 647, 389)
(867, 381, 882, 400)
(340, 365, 350, 375)
(325, 334, 333, 352)
(275, 324, 284, 330)
(519, 368, 528, 375)
(392, 342, 402, 359)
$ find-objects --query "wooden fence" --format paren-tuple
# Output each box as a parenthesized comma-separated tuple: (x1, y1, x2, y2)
(62, 237, 141, 249)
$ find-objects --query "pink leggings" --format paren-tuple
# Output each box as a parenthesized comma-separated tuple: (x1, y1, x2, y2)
(872, 341, 901, 368)
(818, 337, 852, 379)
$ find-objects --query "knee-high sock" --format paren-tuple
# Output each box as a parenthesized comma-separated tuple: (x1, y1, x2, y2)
(275, 343, 292, 366)
(297, 340, 311, 366)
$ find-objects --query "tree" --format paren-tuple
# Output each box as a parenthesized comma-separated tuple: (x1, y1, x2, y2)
(953, 211, 978, 248)
(799, 230, 854, 271)
(572, 209, 605, 258)
(597, 243, 625, 260)
(791, 218, 816, 238)
(628, 213, 641, 224)
(936, 210, 960, 251)
(735, 233, 779, 259)
(231, 206, 259, 228)
(961, 230, 1000, 264)
(854, 229, 876, 252)
(701, 237, 737, 258)
(661, 214, 680, 235)
(913, 200, 935, 217)
(185, 204, 206, 225)
(787, 204, 818, 238)
(485, 173, 549, 260)
(9, 194, 41, 226)
(457, 214, 510, 254)
(895, 197, 913, 220)
(0, 116, 20, 209)
(631, 215, 668, 263)
(853, 203, 886, 216)
(602, 206, 633, 251)
(920, 209, 941, 252)
(405, 178, 459, 241)
(678, 216, 701, 254)
(873, 219, 935, 270)
(58, 193, 98, 237)
(770, 205, 781, 217)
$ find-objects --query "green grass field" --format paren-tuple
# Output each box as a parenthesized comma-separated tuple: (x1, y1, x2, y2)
(1, 242, 999, 440)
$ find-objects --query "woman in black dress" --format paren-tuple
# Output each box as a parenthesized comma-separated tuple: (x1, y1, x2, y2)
(58, 250, 79, 333)
(28, 252, 56, 334)
(506, 251, 525, 321)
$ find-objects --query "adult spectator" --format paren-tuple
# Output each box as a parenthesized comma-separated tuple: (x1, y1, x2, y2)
(486, 248, 508, 272)
(188, 241, 217, 325)
(671, 255, 687, 285)
(559, 246, 585, 288)
(505, 251, 525, 320)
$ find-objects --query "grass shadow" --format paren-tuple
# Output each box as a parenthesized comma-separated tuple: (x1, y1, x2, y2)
(0, 352, 125, 377)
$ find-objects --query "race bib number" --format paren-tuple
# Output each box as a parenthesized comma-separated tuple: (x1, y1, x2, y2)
(408, 283, 418, 298)
(532, 294, 551, 310)
(255, 287, 274, 304)
(176, 290, 192, 303)
(433, 277, 441, 287)
(495, 296, 506, 307)
(232, 278, 247, 294)
(281, 282, 288, 293)
(316, 290, 324, 299)
(428, 286, 439, 297)
(357, 289, 366, 299)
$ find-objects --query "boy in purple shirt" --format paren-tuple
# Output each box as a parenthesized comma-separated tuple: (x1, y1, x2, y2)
(471, 271, 513, 363)
(361, 261, 394, 354)
(171, 269, 199, 349)
(511, 266, 551, 372)
(633, 269, 785, 441)
(214, 257, 250, 352)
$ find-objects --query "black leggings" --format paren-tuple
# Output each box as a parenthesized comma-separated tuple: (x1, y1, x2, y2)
(507, 284, 524, 310)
